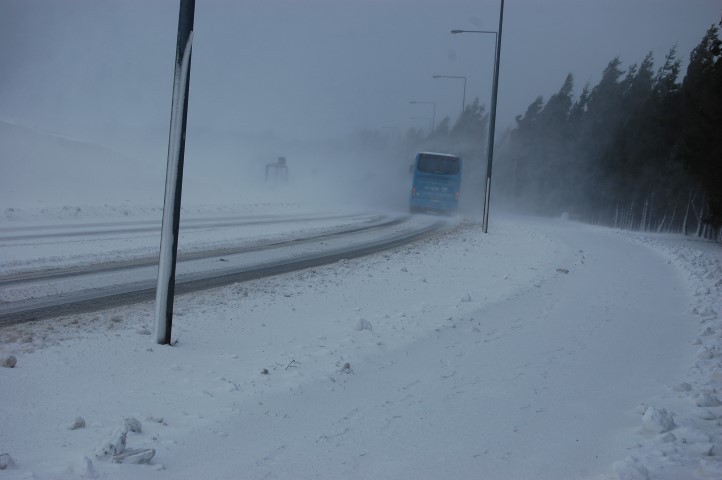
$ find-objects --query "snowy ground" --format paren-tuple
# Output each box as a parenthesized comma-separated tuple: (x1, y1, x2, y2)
(1, 205, 721, 479)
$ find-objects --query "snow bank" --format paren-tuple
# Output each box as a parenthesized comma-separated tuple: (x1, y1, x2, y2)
(607, 231, 722, 479)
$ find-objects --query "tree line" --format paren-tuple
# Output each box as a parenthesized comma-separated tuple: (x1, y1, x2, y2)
(362, 17, 720, 239)
(492, 18, 722, 239)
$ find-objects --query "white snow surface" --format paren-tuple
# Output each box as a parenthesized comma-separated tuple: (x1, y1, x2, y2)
(1, 205, 721, 480)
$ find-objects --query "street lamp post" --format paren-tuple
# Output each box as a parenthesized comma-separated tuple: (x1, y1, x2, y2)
(432, 75, 467, 117)
(452, 0, 505, 233)
(409, 101, 436, 132)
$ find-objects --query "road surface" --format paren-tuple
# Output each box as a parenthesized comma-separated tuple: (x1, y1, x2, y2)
(0, 213, 447, 325)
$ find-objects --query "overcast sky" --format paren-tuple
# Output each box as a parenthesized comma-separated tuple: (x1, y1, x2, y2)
(0, 0, 720, 144)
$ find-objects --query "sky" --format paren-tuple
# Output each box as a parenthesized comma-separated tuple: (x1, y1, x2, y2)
(0, 0, 720, 144)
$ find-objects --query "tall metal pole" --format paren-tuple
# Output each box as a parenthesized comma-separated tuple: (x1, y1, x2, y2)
(482, 0, 504, 233)
(155, 0, 195, 345)
(451, 25, 503, 232)
(431, 102, 436, 132)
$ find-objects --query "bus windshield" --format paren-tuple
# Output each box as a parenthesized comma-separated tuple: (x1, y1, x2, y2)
(417, 154, 460, 175)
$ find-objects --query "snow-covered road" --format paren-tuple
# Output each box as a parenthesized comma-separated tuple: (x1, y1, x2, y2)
(0, 210, 720, 479)
(0, 212, 445, 323)
(0, 210, 387, 276)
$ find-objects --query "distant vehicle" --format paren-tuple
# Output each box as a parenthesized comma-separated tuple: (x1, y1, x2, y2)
(265, 156, 288, 183)
(409, 152, 462, 214)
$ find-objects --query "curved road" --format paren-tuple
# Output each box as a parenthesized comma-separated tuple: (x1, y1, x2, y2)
(0, 214, 447, 326)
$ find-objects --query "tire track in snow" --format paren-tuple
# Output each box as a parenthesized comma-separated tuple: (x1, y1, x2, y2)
(0, 216, 445, 326)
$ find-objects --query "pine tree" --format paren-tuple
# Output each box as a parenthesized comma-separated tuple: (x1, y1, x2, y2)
(493, 19, 720, 237)
(678, 22, 722, 231)
(534, 74, 576, 212)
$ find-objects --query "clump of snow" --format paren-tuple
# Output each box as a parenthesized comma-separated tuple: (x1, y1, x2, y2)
(673, 382, 692, 392)
(354, 318, 372, 331)
(700, 326, 715, 336)
(0, 355, 16, 368)
(95, 425, 127, 458)
(0, 453, 16, 470)
(694, 392, 722, 407)
(700, 306, 717, 318)
(94, 418, 154, 466)
(612, 457, 650, 480)
(111, 448, 155, 465)
(68, 416, 86, 430)
(124, 417, 142, 433)
(460, 293, 472, 302)
(79, 456, 98, 479)
(698, 409, 719, 420)
(640, 406, 675, 434)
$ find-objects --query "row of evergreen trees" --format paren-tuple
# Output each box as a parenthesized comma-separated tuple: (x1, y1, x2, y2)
(493, 19, 721, 238)
(392, 18, 720, 239)
(398, 98, 489, 164)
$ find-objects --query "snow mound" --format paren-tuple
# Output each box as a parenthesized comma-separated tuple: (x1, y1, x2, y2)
(0, 355, 17, 368)
(354, 318, 372, 331)
(79, 456, 98, 479)
(95, 425, 127, 458)
(124, 417, 142, 433)
(695, 392, 722, 407)
(69, 416, 86, 430)
(613, 457, 650, 480)
(616, 230, 722, 478)
(0, 453, 16, 470)
(640, 406, 675, 434)
(111, 448, 155, 465)
(94, 417, 154, 465)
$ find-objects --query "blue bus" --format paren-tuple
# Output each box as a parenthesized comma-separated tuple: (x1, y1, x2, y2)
(409, 152, 462, 214)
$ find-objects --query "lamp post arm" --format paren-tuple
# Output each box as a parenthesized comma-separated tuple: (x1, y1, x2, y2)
(451, 29, 497, 35)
